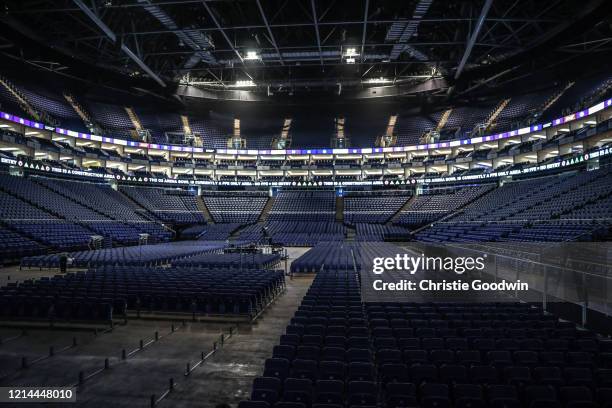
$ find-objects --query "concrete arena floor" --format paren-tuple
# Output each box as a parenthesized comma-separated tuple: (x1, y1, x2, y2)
(0, 247, 313, 408)
(158, 275, 313, 408)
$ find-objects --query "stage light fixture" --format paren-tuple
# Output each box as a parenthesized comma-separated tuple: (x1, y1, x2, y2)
(244, 50, 260, 60)
(233, 80, 256, 87)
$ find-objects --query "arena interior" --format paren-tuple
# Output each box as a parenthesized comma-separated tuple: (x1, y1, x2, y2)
(0, 1, 611, 407)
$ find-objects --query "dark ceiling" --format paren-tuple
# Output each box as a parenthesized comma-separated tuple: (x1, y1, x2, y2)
(0, 0, 610, 102)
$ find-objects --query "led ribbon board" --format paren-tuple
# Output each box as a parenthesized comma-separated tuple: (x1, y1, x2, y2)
(1, 98, 610, 156)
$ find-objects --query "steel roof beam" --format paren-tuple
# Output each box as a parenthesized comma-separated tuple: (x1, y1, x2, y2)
(360, 0, 369, 61)
(67, 18, 564, 40)
(201, 0, 252, 80)
(137, 0, 216, 70)
(71, 0, 166, 87)
(256, 0, 284, 66)
(310, 0, 324, 66)
(454, 0, 493, 79)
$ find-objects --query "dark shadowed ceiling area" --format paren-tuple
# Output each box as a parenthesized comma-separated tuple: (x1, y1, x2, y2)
(0, 0, 610, 104)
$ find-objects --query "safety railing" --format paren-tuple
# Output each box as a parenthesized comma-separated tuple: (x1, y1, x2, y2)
(444, 243, 612, 326)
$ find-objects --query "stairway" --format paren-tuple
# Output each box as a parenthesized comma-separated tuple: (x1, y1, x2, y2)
(335, 196, 344, 223)
(387, 195, 416, 225)
(345, 224, 356, 241)
(125, 107, 143, 130)
(64, 93, 101, 132)
(0, 75, 44, 123)
(258, 196, 275, 222)
(435, 109, 453, 131)
(539, 82, 575, 117)
(229, 222, 256, 241)
(182, 114, 203, 147)
(117, 187, 166, 225)
(484, 98, 511, 130)
(411, 186, 497, 235)
(411, 210, 459, 235)
(181, 115, 192, 134)
(195, 195, 214, 223)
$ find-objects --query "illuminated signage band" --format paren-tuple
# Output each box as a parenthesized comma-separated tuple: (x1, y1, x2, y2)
(3, 147, 609, 187)
(1, 97, 610, 156)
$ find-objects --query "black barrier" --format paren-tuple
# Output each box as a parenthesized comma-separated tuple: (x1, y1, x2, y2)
(67, 322, 185, 389)
(0, 334, 80, 382)
(0, 329, 26, 345)
(151, 325, 239, 407)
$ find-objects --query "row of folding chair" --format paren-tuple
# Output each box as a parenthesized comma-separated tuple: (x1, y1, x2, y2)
(273, 345, 371, 363)
(248, 376, 612, 408)
(366, 317, 572, 330)
(378, 362, 610, 387)
(369, 337, 606, 353)
(376, 348, 612, 368)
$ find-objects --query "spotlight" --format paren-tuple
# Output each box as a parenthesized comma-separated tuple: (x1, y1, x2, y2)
(364, 77, 391, 84)
(232, 80, 256, 87)
(244, 50, 260, 60)
(343, 47, 359, 64)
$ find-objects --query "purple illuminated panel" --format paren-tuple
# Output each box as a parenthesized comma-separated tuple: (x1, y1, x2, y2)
(1, 96, 611, 155)
(553, 117, 565, 126)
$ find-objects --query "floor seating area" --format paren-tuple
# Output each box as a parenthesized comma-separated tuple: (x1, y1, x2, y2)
(0, 265, 284, 321)
(246, 224, 340, 247)
(242, 255, 612, 408)
(242, 267, 366, 408)
(290, 242, 406, 274)
(235, 222, 346, 247)
(20, 241, 224, 268)
(172, 252, 281, 270)
(290, 243, 357, 273)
